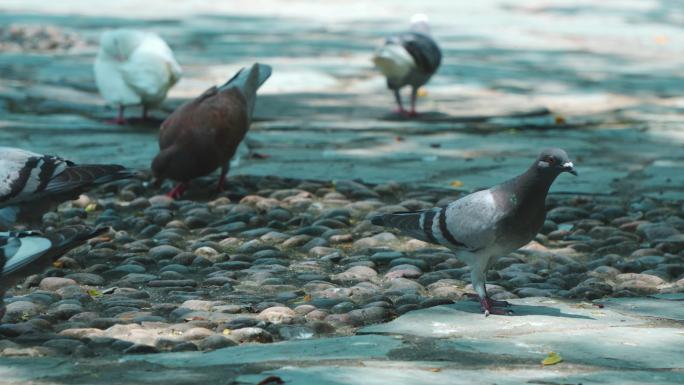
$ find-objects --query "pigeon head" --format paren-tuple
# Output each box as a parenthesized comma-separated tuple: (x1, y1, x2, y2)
(410, 14, 431, 35)
(100, 29, 144, 61)
(535, 148, 577, 176)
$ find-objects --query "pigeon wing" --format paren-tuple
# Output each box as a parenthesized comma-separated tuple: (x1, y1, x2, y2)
(398, 32, 442, 75)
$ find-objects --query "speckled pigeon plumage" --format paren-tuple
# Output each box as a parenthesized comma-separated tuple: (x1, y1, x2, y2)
(372, 14, 442, 116)
(371, 148, 577, 315)
(1, 225, 106, 320)
(0, 147, 134, 229)
(151, 63, 272, 199)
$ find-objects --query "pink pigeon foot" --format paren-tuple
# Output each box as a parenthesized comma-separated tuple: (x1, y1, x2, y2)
(105, 117, 128, 125)
(464, 292, 511, 307)
(394, 107, 409, 116)
(166, 183, 187, 199)
(105, 105, 127, 125)
(480, 296, 514, 317)
(407, 109, 418, 118)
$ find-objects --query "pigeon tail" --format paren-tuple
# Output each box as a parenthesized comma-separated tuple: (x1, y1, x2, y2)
(46, 165, 134, 194)
(219, 63, 273, 120)
(370, 210, 437, 243)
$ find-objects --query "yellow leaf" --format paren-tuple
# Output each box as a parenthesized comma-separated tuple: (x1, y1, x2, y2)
(428, 367, 441, 372)
(417, 88, 428, 97)
(87, 289, 103, 298)
(554, 115, 566, 125)
(52, 261, 64, 269)
(304, 294, 312, 302)
(85, 203, 98, 213)
(449, 180, 464, 188)
(222, 328, 232, 335)
(542, 352, 562, 366)
(654, 35, 669, 45)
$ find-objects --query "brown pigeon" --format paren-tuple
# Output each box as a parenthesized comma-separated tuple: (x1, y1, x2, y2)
(151, 63, 272, 198)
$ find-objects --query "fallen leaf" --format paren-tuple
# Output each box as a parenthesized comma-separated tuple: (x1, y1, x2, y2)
(542, 352, 562, 366)
(222, 328, 231, 335)
(554, 115, 566, 125)
(52, 261, 64, 269)
(87, 289, 103, 298)
(417, 87, 428, 97)
(654, 35, 669, 45)
(85, 203, 99, 213)
(428, 367, 441, 372)
(395, 136, 405, 142)
(304, 294, 312, 302)
(449, 180, 464, 188)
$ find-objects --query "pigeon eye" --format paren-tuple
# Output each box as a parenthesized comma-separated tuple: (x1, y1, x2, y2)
(545, 156, 556, 165)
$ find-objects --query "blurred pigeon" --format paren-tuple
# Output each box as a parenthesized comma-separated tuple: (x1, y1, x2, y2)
(151, 63, 272, 199)
(373, 14, 441, 117)
(0, 225, 107, 320)
(371, 149, 577, 316)
(94, 29, 182, 124)
(0, 147, 134, 229)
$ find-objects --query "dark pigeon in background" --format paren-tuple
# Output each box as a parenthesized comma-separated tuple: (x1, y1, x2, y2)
(0, 147, 134, 230)
(151, 62, 272, 199)
(371, 148, 577, 316)
(0, 225, 107, 320)
(373, 14, 442, 117)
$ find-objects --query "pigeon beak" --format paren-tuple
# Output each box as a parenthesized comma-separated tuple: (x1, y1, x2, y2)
(563, 161, 578, 176)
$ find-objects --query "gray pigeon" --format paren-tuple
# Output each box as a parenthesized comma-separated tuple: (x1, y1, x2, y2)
(0, 147, 134, 229)
(151, 63, 272, 198)
(1, 225, 107, 320)
(372, 14, 441, 117)
(371, 148, 577, 316)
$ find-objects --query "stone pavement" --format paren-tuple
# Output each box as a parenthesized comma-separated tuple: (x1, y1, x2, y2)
(1, 295, 682, 384)
(1, 0, 683, 384)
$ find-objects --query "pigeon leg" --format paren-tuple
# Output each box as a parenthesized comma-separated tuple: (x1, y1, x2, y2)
(106, 105, 127, 125)
(166, 183, 187, 199)
(393, 89, 407, 115)
(408, 87, 418, 117)
(217, 163, 230, 193)
(471, 268, 512, 316)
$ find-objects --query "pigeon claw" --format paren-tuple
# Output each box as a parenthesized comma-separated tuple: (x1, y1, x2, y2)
(480, 297, 514, 316)
(465, 293, 511, 307)
(166, 183, 187, 199)
(104, 117, 128, 125)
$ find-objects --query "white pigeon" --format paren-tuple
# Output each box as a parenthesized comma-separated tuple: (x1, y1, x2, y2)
(0, 225, 106, 320)
(0, 147, 133, 229)
(373, 14, 442, 117)
(94, 29, 182, 124)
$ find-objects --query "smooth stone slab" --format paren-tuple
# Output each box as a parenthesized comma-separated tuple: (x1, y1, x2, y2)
(235, 364, 684, 385)
(600, 296, 684, 322)
(126, 335, 402, 367)
(359, 297, 644, 338)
